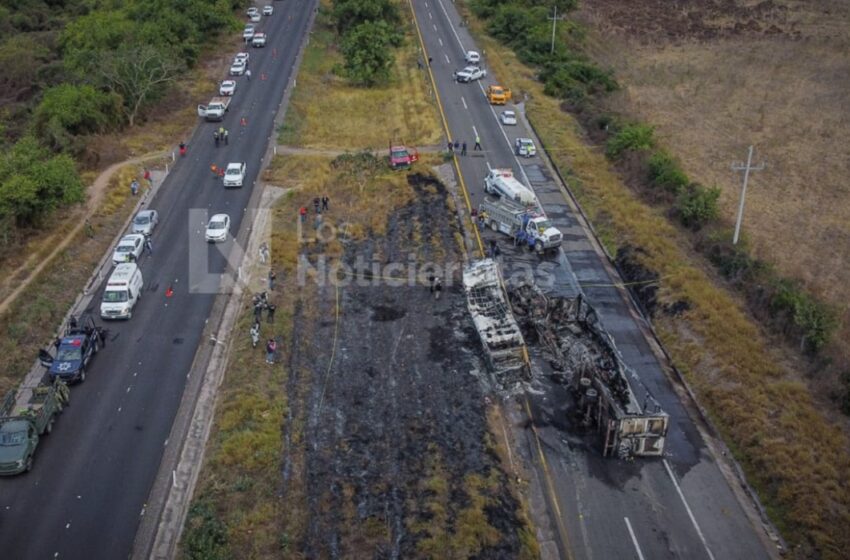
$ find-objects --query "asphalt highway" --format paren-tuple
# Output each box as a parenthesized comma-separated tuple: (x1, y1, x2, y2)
(0, 3, 315, 558)
(412, 1, 776, 559)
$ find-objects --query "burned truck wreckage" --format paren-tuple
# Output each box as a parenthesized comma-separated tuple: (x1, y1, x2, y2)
(463, 259, 668, 459)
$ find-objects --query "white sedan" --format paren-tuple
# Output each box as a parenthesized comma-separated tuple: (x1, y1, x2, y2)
(205, 214, 231, 243)
(246, 7, 259, 17)
(455, 66, 486, 83)
(234, 51, 250, 64)
(500, 110, 517, 126)
(249, 12, 261, 23)
(219, 80, 237, 96)
(243, 26, 255, 41)
(263, 5, 274, 16)
(229, 60, 246, 76)
(112, 234, 145, 264)
(464, 50, 480, 64)
(223, 162, 247, 188)
(252, 33, 267, 48)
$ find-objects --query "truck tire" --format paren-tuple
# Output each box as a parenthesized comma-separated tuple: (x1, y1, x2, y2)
(490, 220, 499, 232)
(535, 240, 544, 253)
(79, 369, 86, 383)
(46, 418, 54, 434)
(25, 456, 33, 473)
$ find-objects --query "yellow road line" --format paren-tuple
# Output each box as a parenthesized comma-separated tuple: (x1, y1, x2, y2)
(408, 2, 575, 558)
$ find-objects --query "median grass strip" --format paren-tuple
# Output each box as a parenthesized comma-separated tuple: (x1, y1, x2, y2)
(278, 2, 442, 149)
(457, 5, 850, 556)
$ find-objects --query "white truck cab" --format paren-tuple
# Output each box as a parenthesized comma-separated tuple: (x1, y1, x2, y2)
(484, 168, 538, 208)
(100, 263, 144, 320)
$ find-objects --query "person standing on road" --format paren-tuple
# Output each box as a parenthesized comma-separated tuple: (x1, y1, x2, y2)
(268, 269, 276, 290)
(267, 303, 276, 323)
(250, 322, 260, 348)
(433, 277, 442, 300)
(130, 180, 139, 196)
(224, 129, 229, 145)
(453, 140, 459, 152)
(447, 140, 453, 153)
(461, 142, 467, 156)
(213, 130, 219, 147)
(246, 69, 252, 81)
(144, 237, 153, 256)
(474, 135, 482, 151)
(211, 164, 218, 178)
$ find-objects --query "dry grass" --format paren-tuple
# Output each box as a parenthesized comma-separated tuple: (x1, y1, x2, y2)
(457, 4, 850, 557)
(576, 0, 850, 366)
(279, 1, 442, 149)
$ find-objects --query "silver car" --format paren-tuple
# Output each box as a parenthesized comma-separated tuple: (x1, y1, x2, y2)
(131, 210, 159, 236)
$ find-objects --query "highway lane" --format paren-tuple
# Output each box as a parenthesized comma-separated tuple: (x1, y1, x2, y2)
(412, 1, 775, 559)
(0, 3, 316, 558)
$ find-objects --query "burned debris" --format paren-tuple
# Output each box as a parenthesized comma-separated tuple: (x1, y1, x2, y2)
(462, 259, 528, 380)
(509, 283, 668, 458)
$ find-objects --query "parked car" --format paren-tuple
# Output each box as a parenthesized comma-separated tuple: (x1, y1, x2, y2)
(263, 5, 274, 15)
(112, 234, 145, 264)
(205, 214, 231, 243)
(243, 25, 255, 41)
(515, 137, 537, 158)
(246, 7, 259, 17)
(249, 12, 261, 23)
(230, 59, 246, 76)
(223, 162, 247, 188)
(131, 210, 159, 236)
(219, 80, 237, 96)
(234, 52, 250, 64)
(252, 33, 267, 48)
(500, 110, 517, 126)
(456, 66, 486, 83)
(464, 50, 480, 64)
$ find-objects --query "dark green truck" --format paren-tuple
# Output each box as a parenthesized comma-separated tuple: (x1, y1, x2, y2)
(0, 379, 70, 475)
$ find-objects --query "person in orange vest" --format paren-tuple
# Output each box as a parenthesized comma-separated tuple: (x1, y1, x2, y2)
(299, 206, 307, 222)
(210, 164, 217, 178)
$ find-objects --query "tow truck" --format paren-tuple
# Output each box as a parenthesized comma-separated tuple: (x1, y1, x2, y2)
(39, 314, 106, 384)
(486, 84, 512, 105)
(478, 196, 562, 253)
(0, 379, 70, 475)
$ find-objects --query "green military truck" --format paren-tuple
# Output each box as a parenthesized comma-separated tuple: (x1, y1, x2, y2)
(0, 379, 70, 475)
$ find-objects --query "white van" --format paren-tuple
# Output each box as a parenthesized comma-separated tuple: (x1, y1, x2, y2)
(100, 263, 144, 320)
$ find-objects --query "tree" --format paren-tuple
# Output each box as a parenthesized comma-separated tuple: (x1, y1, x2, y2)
(340, 21, 402, 86)
(33, 84, 121, 151)
(95, 44, 183, 127)
(332, 0, 399, 35)
(0, 36, 51, 102)
(675, 184, 720, 230)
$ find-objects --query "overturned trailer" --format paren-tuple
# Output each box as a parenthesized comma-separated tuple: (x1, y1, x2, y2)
(463, 259, 528, 378)
(510, 284, 669, 459)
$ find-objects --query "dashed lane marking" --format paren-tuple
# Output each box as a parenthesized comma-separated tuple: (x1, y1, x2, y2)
(625, 517, 646, 560)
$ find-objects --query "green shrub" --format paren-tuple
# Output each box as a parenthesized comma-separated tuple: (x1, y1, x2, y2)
(182, 500, 229, 560)
(648, 151, 689, 194)
(339, 20, 403, 86)
(34, 84, 121, 151)
(605, 123, 655, 159)
(332, 0, 400, 35)
(768, 279, 837, 353)
(674, 183, 720, 230)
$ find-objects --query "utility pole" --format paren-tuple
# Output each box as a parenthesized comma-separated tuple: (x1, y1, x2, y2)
(731, 145, 765, 245)
(549, 5, 566, 55)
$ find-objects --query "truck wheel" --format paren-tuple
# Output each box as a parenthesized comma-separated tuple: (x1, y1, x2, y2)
(46, 418, 55, 434)
(93, 338, 99, 353)
(25, 457, 33, 473)
(490, 220, 499, 232)
(79, 369, 86, 383)
(535, 240, 544, 253)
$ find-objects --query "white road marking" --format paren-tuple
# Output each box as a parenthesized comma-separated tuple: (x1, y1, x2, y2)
(438, 37, 443, 46)
(437, 0, 466, 51)
(126, 386, 132, 393)
(624, 517, 646, 560)
(433, 24, 437, 31)
(444, 53, 450, 64)
(663, 459, 716, 560)
(429, 12, 432, 19)
(461, 96, 467, 109)
(472, 125, 479, 137)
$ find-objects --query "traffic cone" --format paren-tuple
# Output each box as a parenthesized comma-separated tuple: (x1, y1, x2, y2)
(165, 286, 174, 298)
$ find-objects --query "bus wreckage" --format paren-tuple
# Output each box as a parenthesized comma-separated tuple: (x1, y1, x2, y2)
(463, 259, 668, 459)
